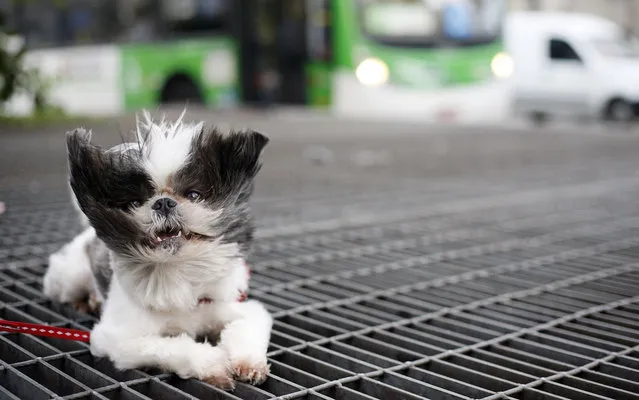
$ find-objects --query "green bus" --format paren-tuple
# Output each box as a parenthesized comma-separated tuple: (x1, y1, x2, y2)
(2, 0, 511, 119)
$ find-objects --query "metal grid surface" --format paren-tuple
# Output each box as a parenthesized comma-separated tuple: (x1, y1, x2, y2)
(2, 118, 639, 400)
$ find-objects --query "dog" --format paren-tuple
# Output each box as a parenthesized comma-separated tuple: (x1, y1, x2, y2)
(43, 111, 272, 390)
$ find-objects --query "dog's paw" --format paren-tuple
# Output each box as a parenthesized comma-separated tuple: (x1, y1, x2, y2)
(203, 372, 236, 391)
(231, 358, 270, 385)
(72, 299, 90, 314)
(192, 347, 235, 391)
(87, 293, 102, 314)
(201, 361, 235, 391)
(72, 293, 102, 316)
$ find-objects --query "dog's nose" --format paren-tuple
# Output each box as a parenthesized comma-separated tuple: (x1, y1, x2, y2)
(151, 198, 177, 216)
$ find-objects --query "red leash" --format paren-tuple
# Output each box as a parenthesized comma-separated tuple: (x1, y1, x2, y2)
(0, 264, 251, 344)
(0, 292, 247, 344)
(0, 319, 91, 342)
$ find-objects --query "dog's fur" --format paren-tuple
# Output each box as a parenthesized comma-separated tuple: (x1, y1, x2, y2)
(43, 111, 272, 389)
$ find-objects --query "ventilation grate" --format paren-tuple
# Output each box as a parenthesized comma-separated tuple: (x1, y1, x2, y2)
(2, 125, 639, 399)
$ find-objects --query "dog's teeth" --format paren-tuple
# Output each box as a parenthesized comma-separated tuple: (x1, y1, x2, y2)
(156, 236, 162, 243)
(177, 231, 182, 237)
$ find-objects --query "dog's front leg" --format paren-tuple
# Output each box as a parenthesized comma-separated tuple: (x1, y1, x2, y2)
(90, 278, 235, 390)
(217, 300, 273, 384)
(90, 326, 235, 389)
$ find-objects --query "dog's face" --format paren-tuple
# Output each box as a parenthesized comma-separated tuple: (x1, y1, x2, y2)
(66, 116, 268, 262)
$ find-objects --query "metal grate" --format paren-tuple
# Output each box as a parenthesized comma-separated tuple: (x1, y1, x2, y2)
(2, 118, 639, 399)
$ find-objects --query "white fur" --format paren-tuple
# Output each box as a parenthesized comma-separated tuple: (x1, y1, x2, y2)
(44, 111, 273, 389)
(137, 110, 203, 187)
(45, 229, 271, 387)
(89, 260, 271, 386)
(43, 227, 97, 303)
(112, 243, 247, 312)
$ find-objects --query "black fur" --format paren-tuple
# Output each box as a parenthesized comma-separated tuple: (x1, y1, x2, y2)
(66, 126, 268, 258)
(174, 128, 269, 253)
(66, 129, 154, 256)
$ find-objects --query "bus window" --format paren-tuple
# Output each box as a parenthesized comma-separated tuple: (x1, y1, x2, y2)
(6, 0, 122, 48)
(160, 0, 231, 37)
(357, 0, 505, 48)
(9, 0, 65, 48)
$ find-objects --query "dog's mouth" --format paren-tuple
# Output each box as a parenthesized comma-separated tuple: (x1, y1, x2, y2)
(148, 227, 209, 248)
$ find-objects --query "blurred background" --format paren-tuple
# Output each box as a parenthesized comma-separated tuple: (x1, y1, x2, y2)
(1, 0, 639, 124)
(3, 2, 639, 400)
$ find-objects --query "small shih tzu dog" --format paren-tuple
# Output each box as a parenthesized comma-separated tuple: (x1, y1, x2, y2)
(42, 112, 272, 390)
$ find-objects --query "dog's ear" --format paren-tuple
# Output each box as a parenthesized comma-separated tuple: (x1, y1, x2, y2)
(67, 129, 153, 209)
(66, 129, 151, 255)
(194, 128, 269, 178)
(220, 130, 269, 178)
(177, 128, 269, 198)
(66, 128, 104, 212)
(66, 128, 93, 170)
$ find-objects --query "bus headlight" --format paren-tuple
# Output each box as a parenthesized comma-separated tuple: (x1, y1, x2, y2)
(355, 58, 389, 86)
(490, 52, 514, 79)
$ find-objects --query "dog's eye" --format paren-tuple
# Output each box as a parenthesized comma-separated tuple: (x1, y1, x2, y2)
(186, 191, 200, 201)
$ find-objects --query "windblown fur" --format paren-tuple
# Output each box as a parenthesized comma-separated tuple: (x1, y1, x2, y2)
(43, 111, 272, 389)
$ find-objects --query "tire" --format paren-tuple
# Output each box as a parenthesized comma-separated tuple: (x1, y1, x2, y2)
(604, 98, 634, 123)
(529, 111, 549, 127)
(160, 76, 204, 105)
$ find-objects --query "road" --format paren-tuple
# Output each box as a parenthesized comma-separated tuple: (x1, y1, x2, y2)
(1, 110, 639, 400)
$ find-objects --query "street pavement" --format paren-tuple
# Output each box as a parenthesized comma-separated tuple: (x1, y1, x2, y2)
(2, 109, 639, 399)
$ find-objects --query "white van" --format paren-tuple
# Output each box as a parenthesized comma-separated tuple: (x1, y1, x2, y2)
(505, 11, 639, 124)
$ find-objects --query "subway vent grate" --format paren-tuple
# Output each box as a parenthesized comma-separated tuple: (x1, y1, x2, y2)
(2, 123, 639, 399)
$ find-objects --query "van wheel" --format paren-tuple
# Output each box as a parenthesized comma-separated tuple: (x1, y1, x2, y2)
(529, 112, 548, 127)
(160, 75, 204, 105)
(604, 99, 634, 122)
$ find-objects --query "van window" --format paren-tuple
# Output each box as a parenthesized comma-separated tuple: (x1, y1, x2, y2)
(549, 38, 582, 62)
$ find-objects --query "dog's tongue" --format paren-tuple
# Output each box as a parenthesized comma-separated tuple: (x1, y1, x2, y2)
(157, 231, 181, 241)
